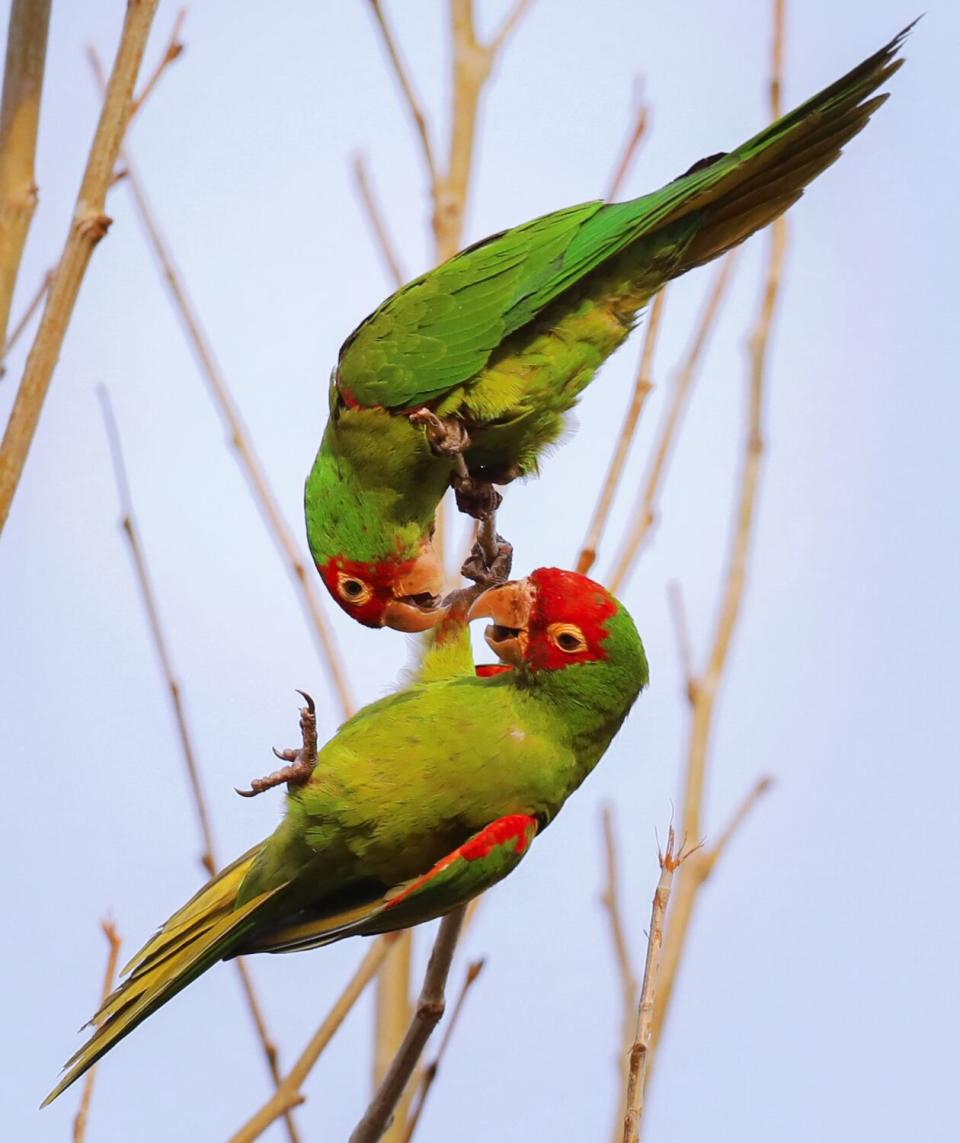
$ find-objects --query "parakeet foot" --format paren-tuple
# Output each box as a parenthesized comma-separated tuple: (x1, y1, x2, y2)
(451, 474, 502, 520)
(236, 690, 318, 798)
(408, 408, 471, 457)
(460, 534, 513, 587)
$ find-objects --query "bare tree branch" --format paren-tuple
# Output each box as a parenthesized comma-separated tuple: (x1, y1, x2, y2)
(606, 83, 649, 201)
(577, 290, 665, 575)
(0, 0, 159, 537)
(351, 909, 466, 1143)
(97, 387, 302, 1143)
(352, 152, 405, 288)
(0, 0, 51, 347)
(228, 935, 398, 1143)
(608, 253, 737, 593)
(367, 0, 438, 187)
(86, 48, 354, 720)
(72, 919, 121, 1143)
(403, 957, 486, 1142)
(621, 830, 690, 1143)
(0, 263, 50, 377)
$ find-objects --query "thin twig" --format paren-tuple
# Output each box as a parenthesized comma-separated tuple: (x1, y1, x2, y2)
(576, 290, 665, 575)
(352, 153, 405, 288)
(666, 580, 695, 701)
(130, 8, 185, 118)
(621, 830, 688, 1143)
(351, 909, 467, 1143)
(367, 0, 438, 187)
(86, 49, 354, 721)
(97, 387, 301, 1143)
(0, 265, 50, 377)
(488, 0, 535, 55)
(0, 0, 159, 537)
(606, 84, 650, 201)
(0, 0, 51, 347)
(72, 920, 122, 1143)
(403, 957, 486, 1142)
(600, 806, 638, 1142)
(646, 0, 787, 1088)
(607, 253, 737, 593)
(228, 935, 399, 1143)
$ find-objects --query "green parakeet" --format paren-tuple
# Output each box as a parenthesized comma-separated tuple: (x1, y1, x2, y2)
(44, 567, 647, 1105)
(305, 26, 909, 631)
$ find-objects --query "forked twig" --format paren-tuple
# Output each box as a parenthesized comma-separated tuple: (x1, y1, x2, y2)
(0, 0, 159, 537)
(72, 920, 122, 1143)
(130, 7, 185, 118)
(97, 388, 301, 1143)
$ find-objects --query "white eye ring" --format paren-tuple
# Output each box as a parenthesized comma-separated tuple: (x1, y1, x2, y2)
(548, 622, 587, 654)
(336, 573, 372, 606)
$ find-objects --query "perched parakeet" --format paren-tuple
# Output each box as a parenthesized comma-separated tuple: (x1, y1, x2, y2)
(44, 567, 647, 1105)
(306, 27, 909, 632)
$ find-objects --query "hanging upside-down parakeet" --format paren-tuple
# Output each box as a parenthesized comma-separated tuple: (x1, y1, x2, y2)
(306, 26, 909, 632)
(43, 567, 647, 1105)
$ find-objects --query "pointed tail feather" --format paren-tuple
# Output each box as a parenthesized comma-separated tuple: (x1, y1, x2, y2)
(664, 24, 912, 271)
(42, 846, 282, 1107)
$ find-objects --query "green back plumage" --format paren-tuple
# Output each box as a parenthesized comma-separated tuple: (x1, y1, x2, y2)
(336, 26, 909, 413)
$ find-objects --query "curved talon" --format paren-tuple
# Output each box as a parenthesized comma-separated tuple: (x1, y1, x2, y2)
(460, 536, 513, 587)
(408, 408, 470, 457)
(238, 690, 319, 797)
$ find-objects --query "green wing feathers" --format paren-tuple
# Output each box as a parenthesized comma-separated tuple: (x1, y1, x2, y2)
(337, 25, 909, 411)
(42, 848, 281, 1107)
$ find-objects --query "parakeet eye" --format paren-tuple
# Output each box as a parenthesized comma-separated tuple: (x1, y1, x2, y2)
(336, 574, 372, 605)
(548, 623, 587, 654)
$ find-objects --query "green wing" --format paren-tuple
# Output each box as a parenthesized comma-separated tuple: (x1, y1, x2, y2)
(337, 24, 909, 411)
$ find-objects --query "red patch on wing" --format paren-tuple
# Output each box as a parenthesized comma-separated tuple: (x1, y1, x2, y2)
(318, 554, 421, 628)
(475, 664, 513, 677)
(525, 567, 618, 671)
(383, 814, 537, 911)
(460, 814, 535, 860)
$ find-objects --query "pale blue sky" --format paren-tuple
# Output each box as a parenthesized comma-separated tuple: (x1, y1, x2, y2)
(2, 2, 956, 1141)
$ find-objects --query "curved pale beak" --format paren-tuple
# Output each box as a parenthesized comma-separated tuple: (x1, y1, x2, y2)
(382, 546, 448, 632)
(467, 578, 535, 667)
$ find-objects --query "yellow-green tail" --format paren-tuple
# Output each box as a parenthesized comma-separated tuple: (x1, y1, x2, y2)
(42, 846, 280, 1106)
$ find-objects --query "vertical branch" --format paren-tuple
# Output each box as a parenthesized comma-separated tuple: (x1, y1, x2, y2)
(97, 388, 302, 1143)
(646, 0, 787, 1086)
(351, 908, 467, 1143)
(0, 0, 51, 346)
(364, 3, 532, 1124)
(621, 832, 686, 1143)
(0, 0, 159, 537)
(72, 920, 122, 1143)
(607, 253, 737, 593)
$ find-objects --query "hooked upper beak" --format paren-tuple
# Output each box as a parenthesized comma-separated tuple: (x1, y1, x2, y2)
(467, 577, 535, 667)
(382, 546, 447, 632)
